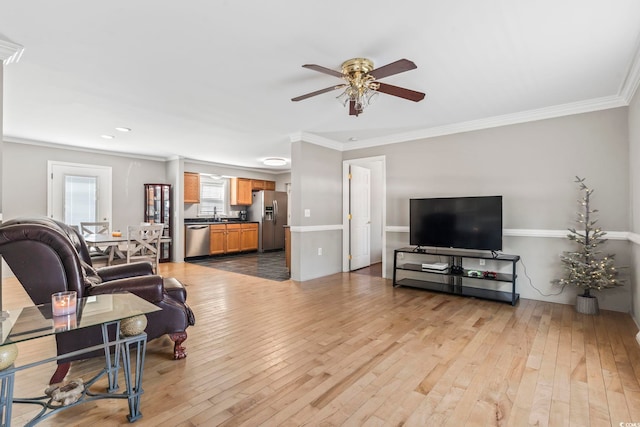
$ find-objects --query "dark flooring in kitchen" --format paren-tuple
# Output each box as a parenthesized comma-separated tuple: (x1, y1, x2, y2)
(187, 250, 290, 282)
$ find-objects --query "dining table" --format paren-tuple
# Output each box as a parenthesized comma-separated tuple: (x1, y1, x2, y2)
(84, 233, 172, 265)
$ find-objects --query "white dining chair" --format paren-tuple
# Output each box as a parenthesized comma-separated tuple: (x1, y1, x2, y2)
(80, 221, 111, 266)
(126, 224, 164, 273)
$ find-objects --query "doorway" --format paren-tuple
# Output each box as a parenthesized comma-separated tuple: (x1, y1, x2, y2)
(342, 156, 385, 277)
(48, 161, 112, 227)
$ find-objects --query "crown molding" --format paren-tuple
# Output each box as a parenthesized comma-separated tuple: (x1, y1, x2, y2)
(290, 131, 344, 151)
(620, 34, 640, 103)
(0, 38, 24, 65)
(4, 136, 168, 162)
(343, 95, 627, 151)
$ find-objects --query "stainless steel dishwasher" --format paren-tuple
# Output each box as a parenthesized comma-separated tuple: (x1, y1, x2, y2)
(185, 224, 210, 257)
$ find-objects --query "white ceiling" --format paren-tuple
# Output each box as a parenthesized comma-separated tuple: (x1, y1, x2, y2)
(1, 1, 640, 172)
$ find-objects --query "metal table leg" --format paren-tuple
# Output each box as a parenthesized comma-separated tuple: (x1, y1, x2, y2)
(0, 369, 14, 427)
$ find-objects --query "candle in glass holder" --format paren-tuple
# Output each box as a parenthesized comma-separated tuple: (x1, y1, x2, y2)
(51, 291, 77, 316)
(53, 314, 77, 332)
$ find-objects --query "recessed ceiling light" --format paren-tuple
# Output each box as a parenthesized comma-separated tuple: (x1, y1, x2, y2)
(101, 134, 115, 139)
(263, 158, 287, 166)
(348, 137, 358, 141)
(115, 127, 131, 132)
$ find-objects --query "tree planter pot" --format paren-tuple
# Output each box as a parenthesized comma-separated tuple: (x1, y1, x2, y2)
(576, 294, 599, 315)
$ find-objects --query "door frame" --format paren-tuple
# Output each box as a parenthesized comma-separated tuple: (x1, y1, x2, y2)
(47, 160, 113, 225)
(342, 155, 386, 276)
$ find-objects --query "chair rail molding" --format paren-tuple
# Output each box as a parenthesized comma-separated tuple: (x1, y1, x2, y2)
(290, 224, 343, 233)
(386, 226, 630, 241)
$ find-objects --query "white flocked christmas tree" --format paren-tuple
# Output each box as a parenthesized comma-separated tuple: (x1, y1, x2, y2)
(552, 177, 623, 297)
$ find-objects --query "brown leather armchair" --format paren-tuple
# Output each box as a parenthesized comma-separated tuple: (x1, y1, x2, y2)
(0, 217, 195, 383)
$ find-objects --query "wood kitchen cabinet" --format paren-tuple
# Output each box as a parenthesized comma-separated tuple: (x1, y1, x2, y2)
(226, 224, 242, 253)
(230, 178, 252, 205)
(250, 179, 276, 191)
(184, 172, 200, 203)
(240, 223, 259, 251)
(209, 224, 226, 255)
(284, 226, 291, 273)
(210, 223, 256, 255)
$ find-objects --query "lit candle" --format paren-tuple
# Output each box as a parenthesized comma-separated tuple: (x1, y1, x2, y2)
(51, 291, 77, 316)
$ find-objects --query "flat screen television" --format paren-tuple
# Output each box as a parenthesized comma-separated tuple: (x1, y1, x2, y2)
(410, 196, 503, 251)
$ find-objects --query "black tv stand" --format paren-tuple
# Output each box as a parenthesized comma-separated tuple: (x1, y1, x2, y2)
(393, 247, 520, 305)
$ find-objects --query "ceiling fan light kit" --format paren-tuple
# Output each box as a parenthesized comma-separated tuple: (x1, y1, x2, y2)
(292, 57, 425, 116)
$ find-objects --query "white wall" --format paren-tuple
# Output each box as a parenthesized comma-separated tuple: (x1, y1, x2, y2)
(344, 108, 632, 312)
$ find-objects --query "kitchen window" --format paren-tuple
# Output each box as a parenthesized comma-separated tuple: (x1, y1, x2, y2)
(198, 176, 228, 217)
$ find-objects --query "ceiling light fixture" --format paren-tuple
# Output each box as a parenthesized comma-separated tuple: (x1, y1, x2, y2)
(101, 134, 115, 139)
(335, 58, 379, 114)
(263, 158, 287, 167)
(115, 127, 131, 132)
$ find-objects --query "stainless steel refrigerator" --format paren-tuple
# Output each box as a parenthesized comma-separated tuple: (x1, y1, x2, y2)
(248, 190, 288, 252)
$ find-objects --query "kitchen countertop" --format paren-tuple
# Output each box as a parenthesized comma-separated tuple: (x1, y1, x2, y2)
(185, 219, 258, 225)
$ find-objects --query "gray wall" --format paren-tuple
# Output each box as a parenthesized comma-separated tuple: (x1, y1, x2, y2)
(344, 108, 632, 312)
(290, 141, 343, 281)
(0, 66, 3, 216)
(3, 141, 166, 231)
(629, 88, 640, 324)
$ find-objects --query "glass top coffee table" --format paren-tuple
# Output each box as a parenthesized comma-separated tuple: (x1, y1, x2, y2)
(0, 292, 160, 426)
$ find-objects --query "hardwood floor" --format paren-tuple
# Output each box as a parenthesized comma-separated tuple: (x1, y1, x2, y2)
(3, 262, 640, 426)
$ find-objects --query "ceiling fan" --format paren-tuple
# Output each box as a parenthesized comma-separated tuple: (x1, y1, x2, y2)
(291, 58, 425, 117)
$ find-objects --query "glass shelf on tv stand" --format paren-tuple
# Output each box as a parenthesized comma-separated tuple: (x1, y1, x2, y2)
(392, 247, 520, 306)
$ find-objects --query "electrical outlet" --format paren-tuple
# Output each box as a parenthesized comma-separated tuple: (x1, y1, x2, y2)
(318, 247, 322, 256)
(479, 259, 486, 266)
(399, 252, 404, 259)
(304, 209, 311, 217)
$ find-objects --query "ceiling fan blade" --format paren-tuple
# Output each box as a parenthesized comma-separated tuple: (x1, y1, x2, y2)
(376, 82, 425, 102)
(369, 59, 417, 80)
(291, 84, 346, 102)
(302, 64, 344, 78)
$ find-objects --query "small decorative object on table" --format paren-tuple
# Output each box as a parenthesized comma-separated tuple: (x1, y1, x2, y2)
(120, 314, 148, 336)
(552, 177, 624, 314)
(0, 344, 18, 370)
(51, 291, 77, 316)
(45, 378, 84, 406)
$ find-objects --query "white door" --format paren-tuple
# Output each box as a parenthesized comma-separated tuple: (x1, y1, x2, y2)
(48, 161, 112, 227)
(350, 164, 371, 270)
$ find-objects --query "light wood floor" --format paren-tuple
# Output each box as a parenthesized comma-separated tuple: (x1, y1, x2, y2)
(3, 262, 640, 426)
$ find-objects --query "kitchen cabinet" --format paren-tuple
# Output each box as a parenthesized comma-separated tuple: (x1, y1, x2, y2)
(209, 224, 226, 255)
(226, 224, 242, 253)
(230, 178, 252, 205)
(251, 180, 265, 190)
(250, 179, 276, 191)
(184, 172, 200, 203)
(240, 223, 259, 251)
(284, 226, 291, 273)
(209, 223, 256, 255)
